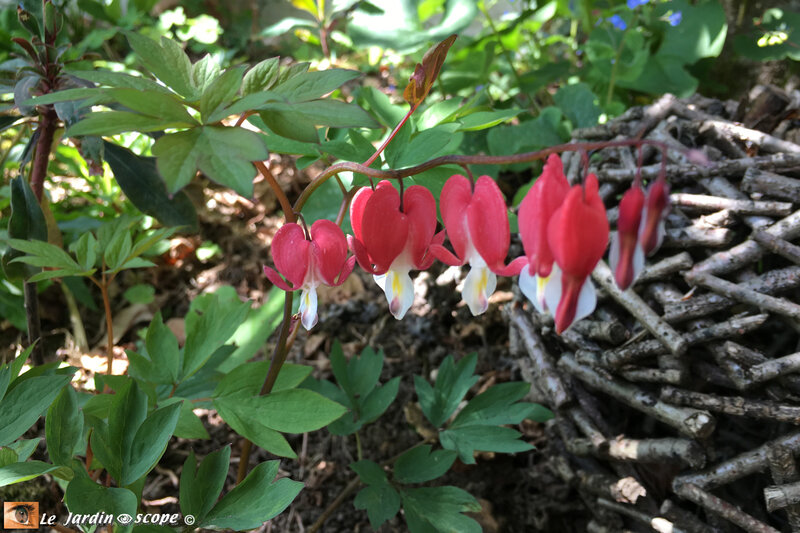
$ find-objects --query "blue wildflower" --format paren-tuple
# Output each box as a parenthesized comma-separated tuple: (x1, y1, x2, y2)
(626, 0, 650, 8)
(667, 11, 682, 26)
(608, 14, 627, 31)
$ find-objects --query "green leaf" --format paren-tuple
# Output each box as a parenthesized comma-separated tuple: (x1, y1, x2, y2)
(106, 88, 196, 124)
(7, 239, 80, 270)
(214, 362, 311, 398)
(8, 344, 34, 384)
(401, 486, 481, 533)
(553, 83, 600, 129)
(145, 311, 180, 384)
(183, 288, 251, 378)
(386, 123, 462, 168)
(104, 227, 132, 272)
(67, 111, 193, 137)
(46, 386, 83, 466)
(22, 87, 109, 106)
(656, 0, 727, 63)
(98, 379, 147, 481)
(152, 126, 268, 196)
(359, 375, 401, 424)
(354, 482, 401, 530)
(224, 285, 285, 371)
(350, 459, 387, 485)
(172, 399, 209, 439)
(7, 438, 40, 462)
(260, 99, 379, 129)
(0, 374, 71, 446)
(66, 69, 175, 94)
(394, 445, 457, 484)
(104, 142, 198, 231)
(123, 284, 155, 305)
(201, 460, 302, 529)
(415, 353, 478, 428)
(439, 425, 533, 464)
(121, 401, 181, 485)
(69, 232, 99, 271)
(126, 32, 198, 99)
(215, 389, 346, 434)
(242, 57, 280, 95)
(215, 399, 296, 458)
(455, 109, 523, 131)
(3, 176, 47, 280)
(259, 109, 320, 143)
(0, 460, 59, 487)
(200, 66, 246, 122)
(273, 69, 361, 102)
(191, 54, 222, 92)
(180, 447, 230, 523)
(64, 469, 138, 532)
(0, 447, 17, 467)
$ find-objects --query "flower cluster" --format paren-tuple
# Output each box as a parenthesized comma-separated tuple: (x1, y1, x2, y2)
(264, 155, 670, 333)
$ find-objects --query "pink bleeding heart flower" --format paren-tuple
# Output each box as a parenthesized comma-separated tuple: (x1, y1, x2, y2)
(431, 175, 526, 316)
(263, 219, 356, 330)
(609, 184, 645, 291)
(545, 174, 610, 333)
(518, 154, 570, 312)
(639, 179, 669, 256)
(349, 180, 442, 320)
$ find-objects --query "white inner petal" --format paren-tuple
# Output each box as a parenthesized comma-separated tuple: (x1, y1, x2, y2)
(298, 286, 319, 330)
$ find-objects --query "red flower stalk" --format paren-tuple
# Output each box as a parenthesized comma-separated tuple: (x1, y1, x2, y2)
(263, 220, 355, 330)
(349, 180, 441, 319)
(609, 184, 645, 290)
(518, 154, 570, 311)
(545, 174, 609, 333)
(431, 175, 525, 315)
(639, 179, 669, 256)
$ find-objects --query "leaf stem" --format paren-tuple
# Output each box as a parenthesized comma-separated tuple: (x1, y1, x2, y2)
(255, 160, 296, 223)
(363, 104, 417, 169)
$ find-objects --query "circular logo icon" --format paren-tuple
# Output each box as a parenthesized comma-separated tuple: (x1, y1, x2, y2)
(117, 514, 133, 526)
(184, 515, 196, 526)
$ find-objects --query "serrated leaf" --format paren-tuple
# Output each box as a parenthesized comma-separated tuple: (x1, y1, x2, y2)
(350, 459, 387, 485)
(439, 425, 533, 465)
(354, 482, 401, 530)
(415, 353, 478, 428)
(242, 57, 280, 95)
(152, 126, 268, 196)
(273, 69, 361, 102)
(200, 66, 245, 122)
(45, 386, 83, 466)
(401, 486, 481, 533)
(69, 232, 98, 270)
(394, 445, 456, 484)
(126, 33, 197, 100)
(201, 461, 302, 530)
(67, 111, 192, 137)
(192, 54, 221, 92)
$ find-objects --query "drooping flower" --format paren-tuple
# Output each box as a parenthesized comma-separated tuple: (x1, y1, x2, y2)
(431, 175, 525, 315)
(609, 184, 645, 291)
(263, 220, 356, 330)
(349, 180, 441, 320)
(639, 179, 670, 256)
(545, 174, 609, 333)
(518, 154, 570, 312)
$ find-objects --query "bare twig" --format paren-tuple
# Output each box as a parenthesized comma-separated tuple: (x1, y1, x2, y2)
(742, 167, 800, 203)
(672, 482, 780, 533)
(570, 436, 705, 468)
(669, 193, 793, 217)
(751, 230, 800, 265)
(558, 354, 715, 439)
(637, 253, 694, 284)
(661, 386, 800, 424)
(685, 271, 800, 322)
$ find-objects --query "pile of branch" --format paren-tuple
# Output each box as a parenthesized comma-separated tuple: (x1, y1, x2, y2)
(509, 90, 800, 532)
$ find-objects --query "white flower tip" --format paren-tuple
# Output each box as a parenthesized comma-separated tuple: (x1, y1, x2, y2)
(299, 287, 318, 330)
(463, 266, 497, 316)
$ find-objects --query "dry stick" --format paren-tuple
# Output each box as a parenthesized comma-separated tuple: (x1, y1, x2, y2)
(676, 432, 800, 490)
(669, 193, 794, 217)
(694, 119, 800, 155)
(752, 230, 800, 265)
(307, 476, 361, 533)
(685, 271, 800, 322)
(747, 352, 800, 385)
(661, 386, 800, 424)
(508, 305, 572, 409)
(636, 252, 693, 284)
(595, 152, 800, 184)
(690, 209, 800, 277)
(592, 260, 687, 356)
(558, 354, 716, 439)
(618, 366, 684, 385)
(672, 482, 780, 533)
(694, 208, 738, 229)
(571, 319, 628, 344)
(569, 436, 705, 468)
(663, 266, 800, 323)
(766, 444, 800, 531)
(603, 313, 769, 367)
(660, 499, 718, 533)
(663, 226, 733, 248)
(596, 498, 686, 533)
(742, 167, 800, 203)
(765, 482, 800, 512)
